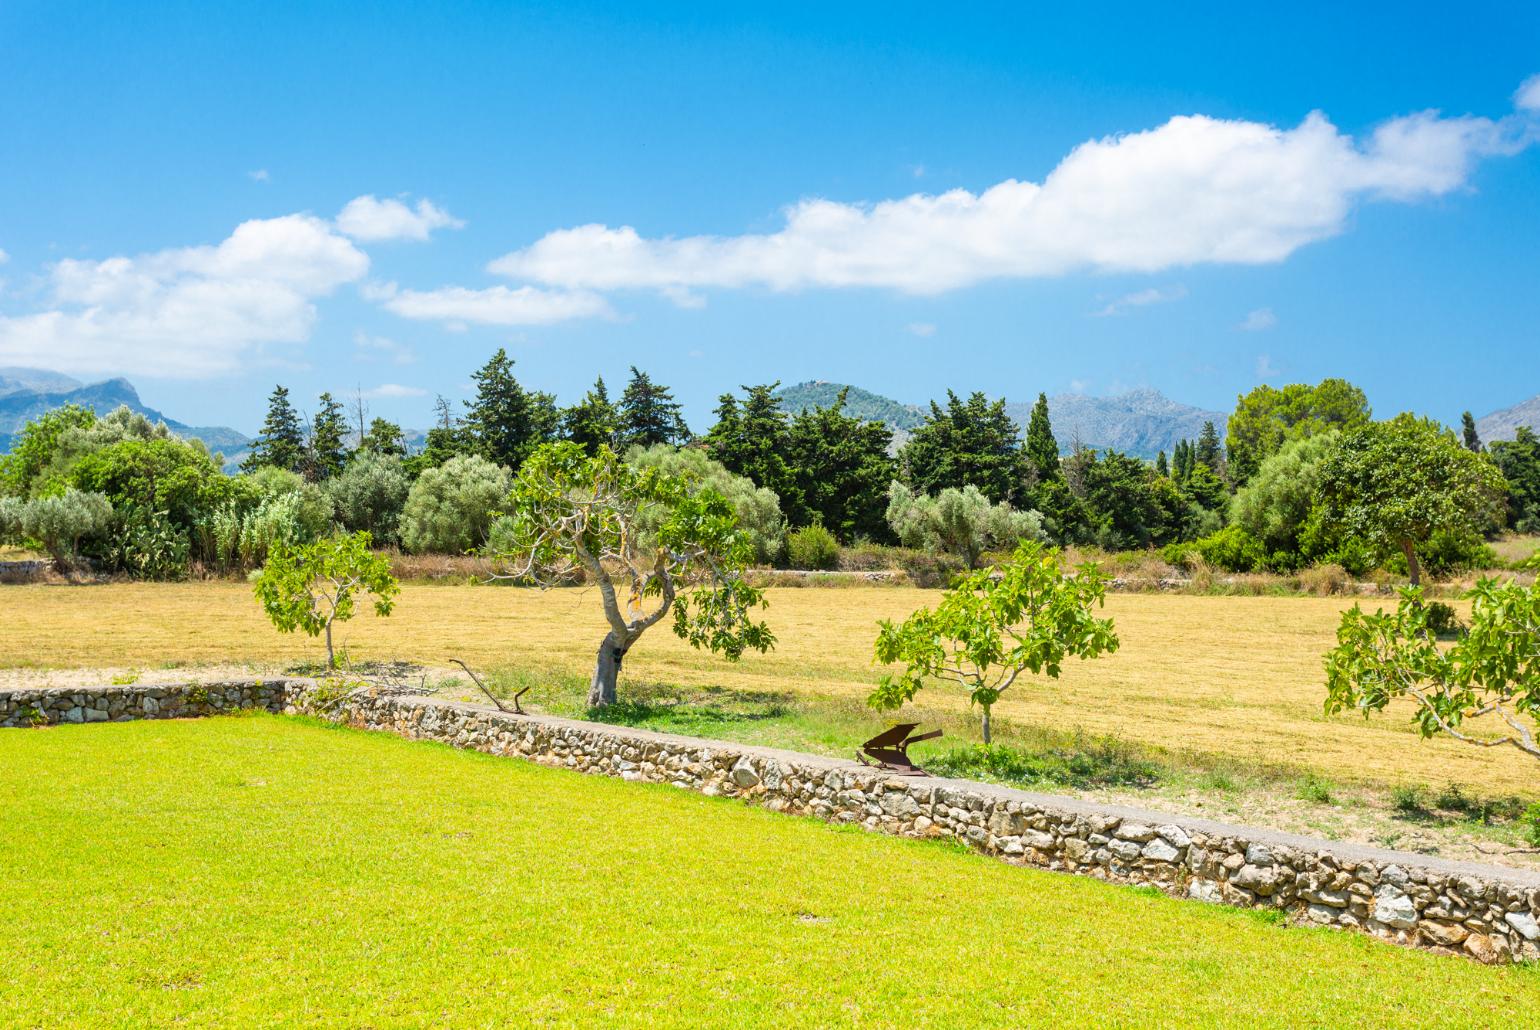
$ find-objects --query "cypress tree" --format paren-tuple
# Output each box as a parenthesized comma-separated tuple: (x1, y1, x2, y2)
(1024, 392, 1061, 480)
(1461, 411, 1483, 453)
(618, 367, 690, 448)
(242, 385, 306, 473)
(1195, 420, 1224, 473)
(1155, 450, 1169, 477)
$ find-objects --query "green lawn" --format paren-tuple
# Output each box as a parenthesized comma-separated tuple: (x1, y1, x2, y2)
(2, 717, 1537, 1028)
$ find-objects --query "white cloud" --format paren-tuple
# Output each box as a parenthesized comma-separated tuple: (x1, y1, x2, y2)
(0, 214, 369, 378)
(362, 383, 427, 399)
(1238, 307, 1278, 332)
(488, 85, 1535, 299)
(353, 330, 415, 364)
(1517, 75, 1540, 112)
(336, 195, 464, 242)
(370, 281, 614, 326)
(1256, 354, 1280, 379)
(1094, 284, 1187, 317)
(0, 248, 9, 264)
(248, 169, 270, 183)
(906, 321, 937, 337)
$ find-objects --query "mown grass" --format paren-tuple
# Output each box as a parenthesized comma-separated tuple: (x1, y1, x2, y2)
(2, 582, 1538, 795)
(2, 715, 1538, 1027)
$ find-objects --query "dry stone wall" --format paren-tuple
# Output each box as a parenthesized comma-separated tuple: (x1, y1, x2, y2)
(5, 679, 1539, 965)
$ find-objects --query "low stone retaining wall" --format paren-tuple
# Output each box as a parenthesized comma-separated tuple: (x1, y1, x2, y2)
(5, 679, 1539, 965)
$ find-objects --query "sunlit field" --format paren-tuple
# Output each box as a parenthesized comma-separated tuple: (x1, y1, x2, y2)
(3, 582, 1533, 794)
(3, 715, 1537, 1027)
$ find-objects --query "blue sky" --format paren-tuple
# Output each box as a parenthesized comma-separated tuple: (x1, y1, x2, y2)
(2, 1, 1538, 434)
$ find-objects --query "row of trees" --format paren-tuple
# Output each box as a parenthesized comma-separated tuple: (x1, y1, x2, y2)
(6, 350, 1540, 583)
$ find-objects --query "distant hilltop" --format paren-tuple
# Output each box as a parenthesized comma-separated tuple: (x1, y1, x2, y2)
(775, 380, 1225, 458)
(0, 367, 251, 462)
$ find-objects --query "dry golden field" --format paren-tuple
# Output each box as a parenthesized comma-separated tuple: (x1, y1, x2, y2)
(2, 582, 1533, 795)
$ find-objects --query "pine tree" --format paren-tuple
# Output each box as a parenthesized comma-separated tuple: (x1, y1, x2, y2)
(1461, 411, 1483, 453)
(305, 392, 349, 481)
(561, 376, 620, 454)
(242, 385, 306, 473)
(463, 348, 555, 469)
(899, 390, 1030, 504)
(786, 389, 895, 540)
(1155, 450, 1169, 477)
(705, 383, 802, 520)
(405, 395, 471, 475)
(1024, 392, 1061, 480)
(1195, 420, 1224, 474)
(618, 367, 690, 448)
(361, 417, 407, 457)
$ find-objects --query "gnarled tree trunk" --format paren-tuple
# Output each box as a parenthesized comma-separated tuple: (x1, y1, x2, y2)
(588, 631, 630, 708)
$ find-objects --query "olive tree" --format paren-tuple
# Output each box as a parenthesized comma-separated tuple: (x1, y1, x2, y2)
(1317, 414, 1506, 586)
(254, 531, 398, 668)
(1325, 579, 1539, 761)
(871, 540, 1119, 743)
(400, 454, 511, 554)
(327, 450, 410, 545)
(9, 489, 113, 562)
(624, 443, 785, 564)
(886, 481, 1046, 569)
(488, 442, 774, 707)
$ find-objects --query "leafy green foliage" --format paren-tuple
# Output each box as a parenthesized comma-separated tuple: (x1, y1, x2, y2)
(626, 443, 785, 564)
(706, 383, 801, 520)
(1489, 425, 1540, 534)
(1325, 580, 1540, 762)
(1229, 432, 1340, 568)
(326, 451, 409, 546)
(1226, 378, 1371, 485)
(70, 436, 233, 537)
(886, 482, 1045, 569)
(253, 532, 398, 668)
(900, 390, 1029, 505)
(101, 502, 192, 580)
(923, 738, 1158, 789)
(786, 524, 839, 570)
(0, 404, 96, 497)
(1024, 392, 1060, 480)
(360, 417, 408, 458)
(400, 454, 511, 554)
(1317, 414, 1507, 585)
(871, 540, 1119, 741)
(489, 443, 773, 705)
(786, 391, 897, 542)
(1062, 448, 1184, 550)
(3, 488, 113, 561)
(1192, 524, 1268, 573)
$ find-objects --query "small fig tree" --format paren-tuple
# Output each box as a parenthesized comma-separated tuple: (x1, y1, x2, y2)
(489, 442, 774, 708)
(1325, 579, 1540, 761)
(254, 531, 398, 668)
(870, 540, 1119, 743)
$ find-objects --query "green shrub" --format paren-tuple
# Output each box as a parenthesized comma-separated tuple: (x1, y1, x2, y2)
(886, 482, 1046, 568)
(1295, 774, 1335, 805)
(101, 503, 191, 580)
(327, 451, 410, 546)
(1423, 600, 1462, 638)
(786, 524, 839, 570)
(1193, 524, 1267, 573)
(1390, 784, 1426, 816)
(923, 739, 1158, 789)
(400, 455, 511, 554)
(18, 489, 113, 562)
(625, 444, 785, 565)
(1524, 803, 1540, 848)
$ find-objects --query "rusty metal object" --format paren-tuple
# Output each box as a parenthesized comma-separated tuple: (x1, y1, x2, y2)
(857, 723, 942, 775)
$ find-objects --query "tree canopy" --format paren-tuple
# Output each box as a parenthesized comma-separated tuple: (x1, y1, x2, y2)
(618, 367, 690, 449)
(1317, 414, 1506, 585)
(1226, 379, 1371, 485)
(901, 390, 1029, 505)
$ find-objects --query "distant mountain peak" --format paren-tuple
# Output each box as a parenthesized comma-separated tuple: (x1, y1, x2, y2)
(1476, 394, 1540, 445)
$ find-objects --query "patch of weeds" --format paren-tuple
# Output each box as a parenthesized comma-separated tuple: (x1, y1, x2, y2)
(587, 684, 796, 735)
(1196, 768, 1241, 793)
(1239, 906, 1288, 928)
(110, 672, 140, 686)
(922, 736, 1160, 790)
(18, 704, 47, 727)
(185, 686, 211, 706)
(1295, 774, 1335, 805)
(1389, 784, 1427, 817)
(1434, 783, 1526, 824)
(1522, 804, 1540, 849)
(1126, 885, 1165, 900)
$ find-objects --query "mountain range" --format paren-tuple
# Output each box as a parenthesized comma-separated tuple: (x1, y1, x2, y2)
(3, 367, 1537, 468)
(1476, 395, 1540, 446)
(776, 380, 1226, 458)
(0, 368, 251, 461)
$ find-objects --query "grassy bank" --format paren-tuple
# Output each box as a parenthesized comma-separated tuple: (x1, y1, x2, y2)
(3, 714, 1537, 1027)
